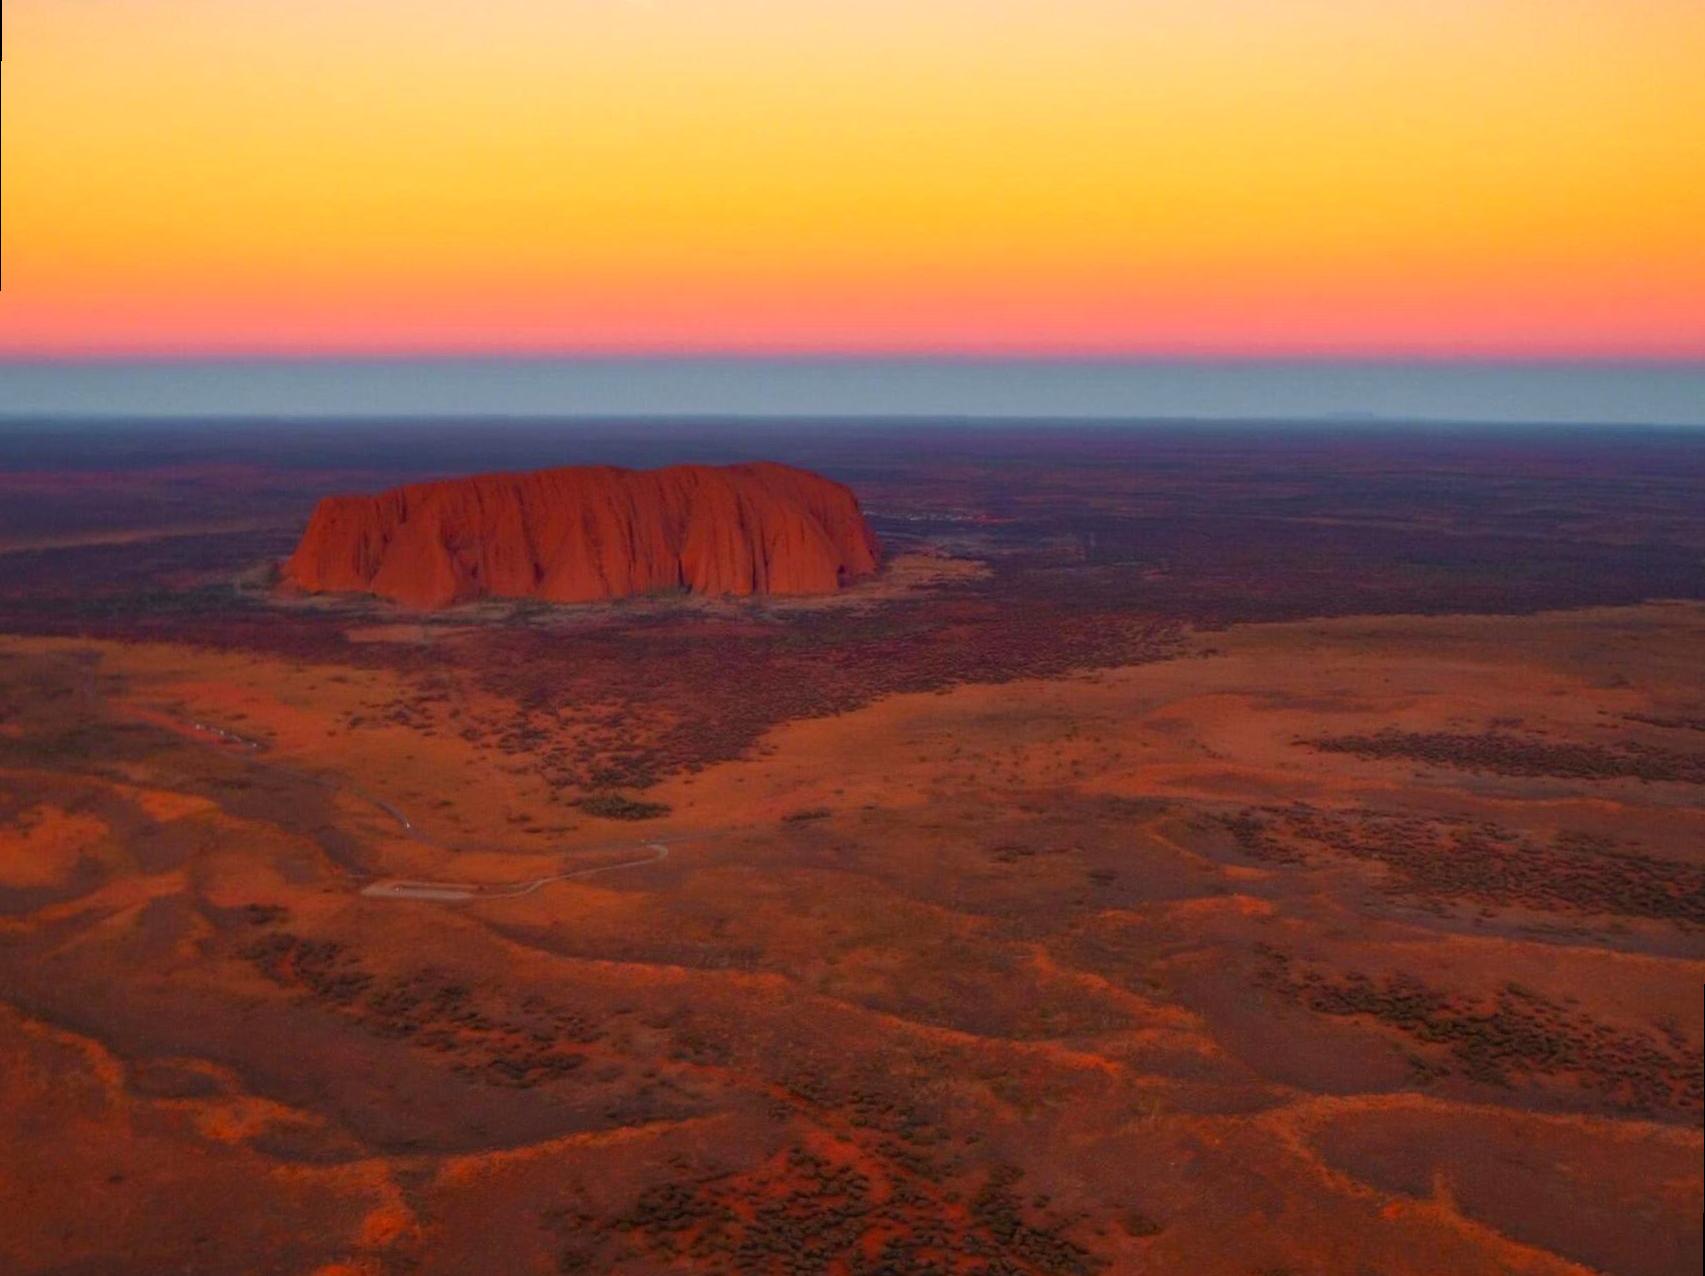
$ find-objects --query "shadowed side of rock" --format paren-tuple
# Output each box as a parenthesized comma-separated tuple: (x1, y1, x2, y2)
(281, 461, 881, 608)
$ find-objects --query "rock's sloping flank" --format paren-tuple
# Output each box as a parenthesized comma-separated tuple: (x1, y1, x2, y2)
(282, 462, 881, 609)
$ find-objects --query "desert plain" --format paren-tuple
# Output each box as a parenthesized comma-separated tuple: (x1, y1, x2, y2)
(1, 421, 1701, 1275)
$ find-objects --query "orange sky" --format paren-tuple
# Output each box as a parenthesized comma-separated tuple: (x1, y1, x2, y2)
(3, 1, 1703, 357)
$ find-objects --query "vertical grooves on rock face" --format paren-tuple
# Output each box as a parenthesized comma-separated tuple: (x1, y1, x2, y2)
(282, 462, 880, 609)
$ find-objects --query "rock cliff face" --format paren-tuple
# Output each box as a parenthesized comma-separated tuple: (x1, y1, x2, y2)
(281, 462, 881, 609)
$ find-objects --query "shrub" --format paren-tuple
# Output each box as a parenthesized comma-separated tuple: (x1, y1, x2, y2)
(577, 792, 671, 821)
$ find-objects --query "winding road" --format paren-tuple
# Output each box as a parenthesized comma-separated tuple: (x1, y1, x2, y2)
(358, 843, 672, 901)
(145, 707, 686, 903)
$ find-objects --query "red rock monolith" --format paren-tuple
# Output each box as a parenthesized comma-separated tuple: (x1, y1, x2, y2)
(281, 462, 881, 609)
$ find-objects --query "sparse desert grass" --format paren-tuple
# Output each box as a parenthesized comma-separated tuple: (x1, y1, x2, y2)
(1310, 728, 1705, 785)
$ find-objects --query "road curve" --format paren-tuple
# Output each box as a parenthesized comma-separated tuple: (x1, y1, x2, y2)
(360, 842, 672, 902)
(121, 697, 683, 903)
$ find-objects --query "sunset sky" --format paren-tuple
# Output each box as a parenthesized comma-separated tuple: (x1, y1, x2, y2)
(3, 1, 1704, 358)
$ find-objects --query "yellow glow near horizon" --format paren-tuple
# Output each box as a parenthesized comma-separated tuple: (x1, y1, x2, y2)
(3, 1, 1703, 355)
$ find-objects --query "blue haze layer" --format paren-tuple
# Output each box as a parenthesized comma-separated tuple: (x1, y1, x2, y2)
(0, 357, 1701, 426)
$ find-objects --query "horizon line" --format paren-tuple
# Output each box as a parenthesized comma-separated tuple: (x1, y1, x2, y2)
(5, 413, 1702, 432)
